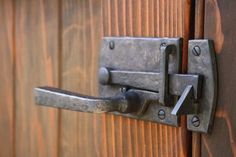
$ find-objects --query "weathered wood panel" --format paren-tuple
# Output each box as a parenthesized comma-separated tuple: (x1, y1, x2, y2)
(202, 0, 236, 156)
(14, 0, 59, 156)
(60, 0, 192, 156)
(0, 0, 14, 156)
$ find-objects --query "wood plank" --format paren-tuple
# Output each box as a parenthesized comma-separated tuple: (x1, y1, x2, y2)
(0, 0, 14, 156)
(202, 0, 236, 157)
(59, 0, 102, 156)
(60, 0, 192, 156)
(14, 0, 59, 156)
(194, 0, 205, 39)
(192, 1, 205, 157)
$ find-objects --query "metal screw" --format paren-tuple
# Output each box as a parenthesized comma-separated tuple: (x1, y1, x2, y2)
(191, 116, 200, 127)
(192, 46, 201, 56)
(160, 42, 167, 47)
(109, 41, 115, 50)
(120, 87, 127, 93)
(158, 109, 165, 120)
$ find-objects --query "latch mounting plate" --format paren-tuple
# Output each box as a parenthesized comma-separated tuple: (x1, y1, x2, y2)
(99, 37, 217, 133)
(100, 37, 182, 126)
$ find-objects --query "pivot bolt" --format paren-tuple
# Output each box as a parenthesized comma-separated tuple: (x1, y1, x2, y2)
(109, 41, 115, 50)
(192, 46, 201, 56)
(158, 109, 165, 120)
(99, 67, 110, 85)
(191, 116, 200, 127)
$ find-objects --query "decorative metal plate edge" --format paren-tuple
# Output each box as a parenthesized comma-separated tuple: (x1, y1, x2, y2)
(187, 40, 217, 133)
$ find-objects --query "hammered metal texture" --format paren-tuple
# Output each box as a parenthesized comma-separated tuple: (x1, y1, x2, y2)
(187, 40, 217, 133)
(99, 37, 182, 126)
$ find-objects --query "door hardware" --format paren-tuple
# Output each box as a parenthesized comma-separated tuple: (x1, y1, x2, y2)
(34, 37, 217, 133)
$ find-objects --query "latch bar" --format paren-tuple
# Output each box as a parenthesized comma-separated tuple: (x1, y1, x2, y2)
(99, 67, 202, 99)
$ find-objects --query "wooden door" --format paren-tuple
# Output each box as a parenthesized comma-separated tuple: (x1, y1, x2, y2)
(200, 0, 236, 156)
(1, 0, 234, 157)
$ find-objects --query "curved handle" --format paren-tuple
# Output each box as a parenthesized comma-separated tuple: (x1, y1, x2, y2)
(34, 87, 143, 114)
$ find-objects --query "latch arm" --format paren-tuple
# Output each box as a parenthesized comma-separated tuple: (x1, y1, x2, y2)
(171, 85, 198, 116)
(99, 67, 202, 99)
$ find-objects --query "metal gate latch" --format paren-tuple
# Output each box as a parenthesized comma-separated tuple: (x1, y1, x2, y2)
(34, 37, 217, 133)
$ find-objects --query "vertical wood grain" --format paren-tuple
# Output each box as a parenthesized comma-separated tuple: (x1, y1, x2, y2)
(59, 0, 192, 157)
(192, 1, 205, 157)
(194, 0, 205, 39)
(202, 0, 236, 156)
(59, 0, 102, 157)
(14, 0, 59, 156)
(0, 0, 14, 156)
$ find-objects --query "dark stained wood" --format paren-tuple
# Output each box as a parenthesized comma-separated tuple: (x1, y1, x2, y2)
(194, 0, 205, 39)
(14, 0, 60, 156)
(60, 0, 192, 156)
(202, 0, 236, 156)
(0, 0, 14, 156)
(192, 133, 201, 157)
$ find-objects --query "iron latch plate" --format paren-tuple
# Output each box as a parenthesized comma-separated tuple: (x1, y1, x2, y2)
(187, 40, 217, 133)
(99, 37, 217, 133)
(99, 37, 182, 126)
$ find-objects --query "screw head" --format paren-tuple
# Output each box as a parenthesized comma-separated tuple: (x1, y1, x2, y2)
(120, 87, 127, 93)
(160, 42, 167, 47)
(191, 116, 200, 127)
(109, 41, 115, 50)
(158, 109, 165, 120)
(192, 46, 201, 56)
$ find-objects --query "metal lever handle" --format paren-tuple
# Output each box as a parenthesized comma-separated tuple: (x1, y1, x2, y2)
(34, 87, 144, 114)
